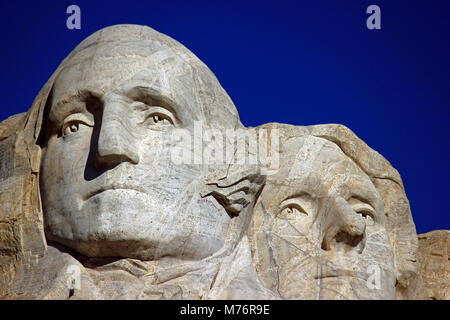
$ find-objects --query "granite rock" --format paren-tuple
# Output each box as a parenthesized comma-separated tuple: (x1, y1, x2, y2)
(0, 24, 447, 300)
(417, 230, 449, 300)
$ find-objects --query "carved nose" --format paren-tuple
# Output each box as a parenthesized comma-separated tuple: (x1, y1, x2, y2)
(96, 101, 140, 168)
(321, 197, 366, 253)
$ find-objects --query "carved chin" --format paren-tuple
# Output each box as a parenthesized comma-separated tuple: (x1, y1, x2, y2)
(44, 189, 229, 261)
(46, 224, 190, 261)
(44, 189, 161, 259)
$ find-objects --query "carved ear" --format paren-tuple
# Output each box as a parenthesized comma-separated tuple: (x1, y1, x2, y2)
(201, 168, 266, 218)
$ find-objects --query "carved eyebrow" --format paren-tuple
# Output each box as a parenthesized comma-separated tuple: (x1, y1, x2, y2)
(344, 174, 379, 208)
(347, 196, 378, 221)
(278, 192, 315, 219)
(279, 192, 314, 210)
(280, 192, 314, 204)
(50, 90, 100, 124)
(347, 195, 379, 220)
(347, 195, 373, 207)
(50, 100, 85, 130)
(118, 86, 180, 122)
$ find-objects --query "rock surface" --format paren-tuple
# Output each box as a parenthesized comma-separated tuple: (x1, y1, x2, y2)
(0, 24, 447, 300)
(249, 123, 424, 299)
(417, 230, 449, 300)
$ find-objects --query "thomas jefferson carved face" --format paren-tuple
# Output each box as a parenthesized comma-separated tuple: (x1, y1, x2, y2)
(39, 27, 242, 261)
(251, 136, 396, 299)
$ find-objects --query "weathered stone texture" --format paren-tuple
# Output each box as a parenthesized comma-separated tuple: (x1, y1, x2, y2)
(417, 230, 449, 300)
(0, 24, 447, 300)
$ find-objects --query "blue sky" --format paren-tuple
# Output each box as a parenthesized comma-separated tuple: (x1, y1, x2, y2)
(0, 0, 448, 233)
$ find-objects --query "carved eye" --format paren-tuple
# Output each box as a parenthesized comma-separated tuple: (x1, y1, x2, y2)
(62, 122, 80, 136)
(280, 203, 308, 218)
(356, 210, 375, 226)
(147, 113, 173, 126)
(363, 214, 375, 226)
(135, 103, 176, 129)
(60, 113, 94, 137)
(351, 203, 376, 226)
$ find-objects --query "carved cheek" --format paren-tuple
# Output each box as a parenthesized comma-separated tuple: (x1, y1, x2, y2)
(64, 128, 91, 167)
(41, 126, 92, 190)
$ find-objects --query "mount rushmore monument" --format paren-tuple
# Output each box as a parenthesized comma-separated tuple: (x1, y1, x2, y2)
(0, 25, 447, 300)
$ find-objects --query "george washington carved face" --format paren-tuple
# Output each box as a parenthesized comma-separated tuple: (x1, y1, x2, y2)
(39, 25, 247, 261)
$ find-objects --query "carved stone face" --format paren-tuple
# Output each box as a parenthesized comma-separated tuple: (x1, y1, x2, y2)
(39, 42, 236, 261)
(252, 136, 396, 299)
